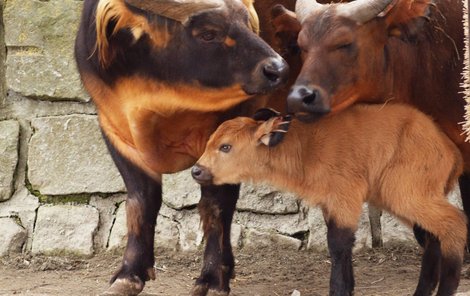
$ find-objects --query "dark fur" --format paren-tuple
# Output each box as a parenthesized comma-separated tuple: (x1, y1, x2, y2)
(103, 132, 162, 285)
(326, 220, 355, 296)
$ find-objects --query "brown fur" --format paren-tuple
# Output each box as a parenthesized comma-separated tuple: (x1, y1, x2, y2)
(81, 72, 265, 176)
(126, 198, 144, 236)
(198, 104, 467, 259)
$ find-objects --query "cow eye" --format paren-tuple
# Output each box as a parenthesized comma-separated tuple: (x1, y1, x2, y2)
(219, 144, 232, 153)
(199, 30, 217, 42)
(336, 42, 353, 51)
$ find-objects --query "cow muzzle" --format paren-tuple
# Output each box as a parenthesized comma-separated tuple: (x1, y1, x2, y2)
(287, 84, 330, 122)
(244, 56, 289, 95)
(191, 164, 214, 185)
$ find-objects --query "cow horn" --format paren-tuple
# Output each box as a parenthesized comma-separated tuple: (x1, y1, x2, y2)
(295, 0, 323, 24)
(125, 0, 223, 24)
(336, 0, 393, 24)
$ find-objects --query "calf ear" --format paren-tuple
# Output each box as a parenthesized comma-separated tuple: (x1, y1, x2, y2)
(270, 5, 301, 56)
(252, 108, 281, 121)
(255, 115, 292, 147)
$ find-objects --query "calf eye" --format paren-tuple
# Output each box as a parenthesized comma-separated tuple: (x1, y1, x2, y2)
(219, 144, 232, 153)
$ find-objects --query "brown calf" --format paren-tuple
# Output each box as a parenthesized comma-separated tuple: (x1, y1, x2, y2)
(193, 104, 466, 296)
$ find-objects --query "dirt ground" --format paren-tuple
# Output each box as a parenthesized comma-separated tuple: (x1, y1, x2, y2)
(1, 245, 470, 296)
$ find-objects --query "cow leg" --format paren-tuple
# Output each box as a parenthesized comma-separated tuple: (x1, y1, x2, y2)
(191, 184, 240, 296)
(326, 219, 356, 296)
(102, 134, 162, 296)
(458, 172, 470, 247)
(368, 205, 383, 248)
(413, 225, 441, 296)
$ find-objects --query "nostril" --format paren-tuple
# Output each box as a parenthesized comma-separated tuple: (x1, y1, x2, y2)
(263, 65, 281, 83)
(191, 166, 202, 177)
(302, 92, 317, 105)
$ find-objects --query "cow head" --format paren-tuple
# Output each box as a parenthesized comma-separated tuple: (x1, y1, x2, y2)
(90, 0, 289, 111)
(192, 113, 291, 185)
(285, 0, 432, 121)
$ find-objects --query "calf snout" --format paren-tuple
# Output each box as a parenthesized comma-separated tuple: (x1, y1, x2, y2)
(191, 164, 214, 185)
(287, 84, 330, 121)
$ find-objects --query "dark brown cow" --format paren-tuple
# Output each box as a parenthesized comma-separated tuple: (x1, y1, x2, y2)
(75, 0, 289, 295)
(275, 0, 470, 242)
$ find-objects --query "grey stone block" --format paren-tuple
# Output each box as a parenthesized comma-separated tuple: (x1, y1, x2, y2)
(107, 202, 127, 250)
(234, 211, 308, 236)
(238, 184, 299, 214)
(32, 205, 99, 256)
(175, 209, 204, 251)
(306, 207, 327, 251)
(0, 120, 20, 201)
(108, 202, 182, 251)
(243, 228, 302, 250)
(4, 0, 88, 101)
(163, 170, 200, 210)
(89, 194, 126, 250)
(381, 212, 414, 244)
(28, 115, 125, 195)
(155, 215, 180, 251)
(0, 217, 27, 256)
(0, 188, 39, 251)
(231, 223, 243, 249)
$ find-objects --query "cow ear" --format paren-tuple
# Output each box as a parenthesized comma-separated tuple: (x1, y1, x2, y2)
(96, 0, 156, 68)
(270, 5, 301, 56)
(254, 115, 292, 147)
(381, 0, 432, 32)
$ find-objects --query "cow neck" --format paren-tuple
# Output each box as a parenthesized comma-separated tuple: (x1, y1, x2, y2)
(83, 73, 255, 175)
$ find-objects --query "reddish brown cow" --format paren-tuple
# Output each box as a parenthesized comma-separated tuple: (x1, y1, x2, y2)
(273, 0, 470, 241)
(193, 104, 466, 296)
(75, 0, 290, 295)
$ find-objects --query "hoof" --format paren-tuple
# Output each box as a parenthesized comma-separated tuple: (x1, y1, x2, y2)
(190, 283, 209, 296)
(207, 289, 229, 296)
(100, 277, 144, 296)
(190, 285, 229, 296)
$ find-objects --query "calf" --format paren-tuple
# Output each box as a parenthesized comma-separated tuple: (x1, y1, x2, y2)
(193, 104, 467, 296)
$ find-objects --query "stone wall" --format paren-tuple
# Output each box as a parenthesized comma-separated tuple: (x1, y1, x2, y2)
(0, 0, 461, 257)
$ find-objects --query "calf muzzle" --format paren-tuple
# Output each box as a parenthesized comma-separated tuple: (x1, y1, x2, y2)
(191, 164, 214, 185)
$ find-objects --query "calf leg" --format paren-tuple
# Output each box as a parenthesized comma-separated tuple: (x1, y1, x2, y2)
(413, 225, 441, 296)
(325, 219, 356, 296)
(102, 134, 162, 295)
(419, 204, 465, 296)
(391, 200, 466, 296)
(192, 184, 240, 296)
